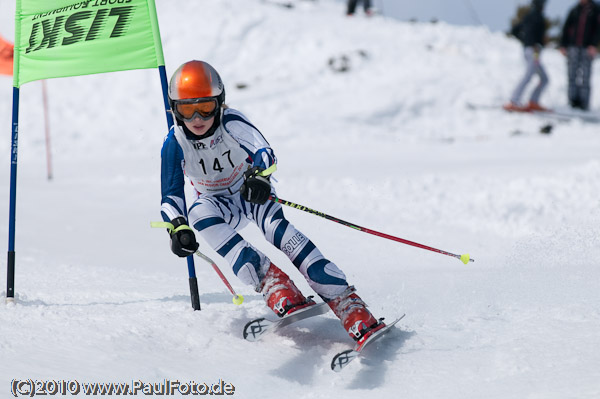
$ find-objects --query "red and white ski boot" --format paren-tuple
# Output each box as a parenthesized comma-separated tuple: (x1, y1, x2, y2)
(260, 263, 314, 317)
(328, 286, 385, 342)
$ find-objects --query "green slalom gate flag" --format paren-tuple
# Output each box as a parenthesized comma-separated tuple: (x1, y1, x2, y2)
(14, 0, 165, 87)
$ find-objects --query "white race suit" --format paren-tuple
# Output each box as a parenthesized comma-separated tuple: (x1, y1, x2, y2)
(160, 108, 349, 300)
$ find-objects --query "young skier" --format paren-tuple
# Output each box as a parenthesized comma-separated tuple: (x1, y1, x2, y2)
(160, 60, 385, 342)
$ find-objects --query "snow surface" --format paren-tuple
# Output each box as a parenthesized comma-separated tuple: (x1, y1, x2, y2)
(1, 0, 600, 398)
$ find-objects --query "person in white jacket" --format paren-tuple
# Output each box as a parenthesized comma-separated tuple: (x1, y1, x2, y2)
(160, 60, 384, 342)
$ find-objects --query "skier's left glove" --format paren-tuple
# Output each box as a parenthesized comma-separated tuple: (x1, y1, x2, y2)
(239, 166, 272, 205)
(169, 217, 199, 257)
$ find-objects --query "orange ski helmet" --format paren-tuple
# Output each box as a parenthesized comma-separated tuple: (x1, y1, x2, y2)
(168, 60, 225, 121)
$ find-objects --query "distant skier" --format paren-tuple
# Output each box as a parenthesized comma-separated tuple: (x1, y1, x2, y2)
(559, 0, 600, 111)
(347, 0, 372, 16)
(160, 60, 385, 343)
(504, 0, 549, 113)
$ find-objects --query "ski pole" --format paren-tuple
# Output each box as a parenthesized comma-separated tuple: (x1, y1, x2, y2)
(268, 196, 474, 264)
(193, 250, 244, 305)
(150, 222, 244, 305)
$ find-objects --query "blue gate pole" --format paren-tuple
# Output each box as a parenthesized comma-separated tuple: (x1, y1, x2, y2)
(158, 65, 201, 311)
(6, 87, 20, 303)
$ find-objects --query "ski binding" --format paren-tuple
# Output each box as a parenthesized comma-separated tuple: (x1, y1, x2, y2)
(331, 314, 406, 372)
(243, 301, 330, 342)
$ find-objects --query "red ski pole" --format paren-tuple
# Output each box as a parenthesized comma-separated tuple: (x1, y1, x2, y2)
(269, 196, 474, 264)
(194, 250, 244, 305)
(150, 221, 244, 305)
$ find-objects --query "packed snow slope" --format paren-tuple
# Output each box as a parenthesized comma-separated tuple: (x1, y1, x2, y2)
(1, 0, 600, 398)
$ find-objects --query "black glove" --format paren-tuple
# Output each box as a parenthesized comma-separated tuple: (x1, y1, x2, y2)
(239, 167, 272, 205)
(169, 217, 199, 257)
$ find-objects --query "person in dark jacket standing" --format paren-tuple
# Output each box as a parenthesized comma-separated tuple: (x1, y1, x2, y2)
(560, 0, 600, 110)
(504, 0, 550, 112)
(347, 0, 372, 16)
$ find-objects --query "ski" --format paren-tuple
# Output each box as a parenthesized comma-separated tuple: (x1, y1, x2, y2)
(467, 102, 600, 124)
(243, 301, 330, 341)
(331, 314, 405, 372)
(535, 109, 600, 124)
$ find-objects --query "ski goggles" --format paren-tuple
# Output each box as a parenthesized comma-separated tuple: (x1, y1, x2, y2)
(172, 98, 219, 121)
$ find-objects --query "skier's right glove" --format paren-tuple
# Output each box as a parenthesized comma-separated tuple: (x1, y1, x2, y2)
(169, 217, 199, 258)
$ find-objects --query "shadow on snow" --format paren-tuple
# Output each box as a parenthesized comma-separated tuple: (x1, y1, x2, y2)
(267, 317, 415, 387)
